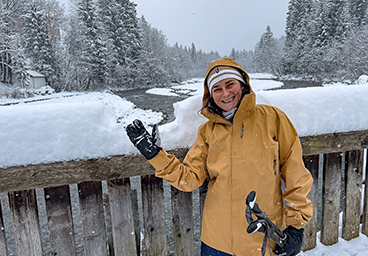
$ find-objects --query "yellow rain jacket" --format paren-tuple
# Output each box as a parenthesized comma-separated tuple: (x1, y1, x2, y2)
(149, 58, 313, 255)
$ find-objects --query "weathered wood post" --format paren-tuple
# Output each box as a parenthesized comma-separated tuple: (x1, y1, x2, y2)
(301, 154, 319, 251)
(8, 190, 43, 256)
(320, 152, 342, 246)
(78, 181, 108, 256)
(141, 175, 167, 256)
(342, 150, 363, 240)
(107, 178, 138, 256)
(44, 185, 77, 256)
(0, 202, 8, 256)
(171, 187, 195, 255)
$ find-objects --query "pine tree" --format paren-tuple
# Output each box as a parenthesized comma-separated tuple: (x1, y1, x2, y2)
(320, 0, 351, 77)
(94, 0, 141, 87)
(283, 0, 314, 75)
(62, 5, 85, 91)
(96, 0, 119, 85)
(349, 0, 368, 28)
(118, 0, 142, 86)
(77, 0, 107, 90)
(138, 15, 170, 86)
(0, 3, 14, 84)
(23, 3, 59, 87)
(321, 0, 351, 45)
(0, 0, 28, 85)
(43, 0, 65, 89)
(254, 26, 282, 75)
(235, 49, 255, 73)
(229, 48, 238, 61)
(190, 43, 197, 62)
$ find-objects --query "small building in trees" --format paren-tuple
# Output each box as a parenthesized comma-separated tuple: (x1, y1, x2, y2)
(23, 71, 47, 89)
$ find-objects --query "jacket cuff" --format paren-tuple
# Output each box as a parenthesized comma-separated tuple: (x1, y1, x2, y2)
(285, 213, 308, 229)
(148, 149, 173, 171)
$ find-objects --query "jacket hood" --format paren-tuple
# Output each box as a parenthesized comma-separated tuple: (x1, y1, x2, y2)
(202, 58, 253, 122)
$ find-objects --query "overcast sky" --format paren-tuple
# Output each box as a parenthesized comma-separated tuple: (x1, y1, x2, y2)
(133, 0, 290, 56)
(59, 0, 290, 56)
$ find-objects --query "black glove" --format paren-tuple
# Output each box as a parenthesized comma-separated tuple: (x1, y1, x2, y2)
(126, 119, 161, 160)
(274, 226, 304, 256)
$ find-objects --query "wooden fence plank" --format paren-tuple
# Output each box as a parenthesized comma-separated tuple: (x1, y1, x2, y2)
(78, 181, 108, 256)
(102, 193, 114, 256)
(107, 178, 138, 256)
(171, 187, 195, 256)
(0, 202, 8, 256)
(102, 188, 140, 256)
(141, 175, 167, 256)
(44, 185, 77, 256)
(342, 150, 363, 240)
(320, 153, 342, 246)
(301, 154, 319, 251)
(131, 189, 141, 255)
(8, 190, 43, 256)
(363, 149, 368, 236)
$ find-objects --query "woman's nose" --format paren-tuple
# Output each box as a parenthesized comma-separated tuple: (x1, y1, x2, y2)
(223, 89, 231, 97)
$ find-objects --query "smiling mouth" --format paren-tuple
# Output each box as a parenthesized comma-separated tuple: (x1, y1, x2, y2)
(222, 97, 235, 103)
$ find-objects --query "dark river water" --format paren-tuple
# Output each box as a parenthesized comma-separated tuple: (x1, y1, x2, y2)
(114, 80, 322, 125)
(114, 88, 187, 125)
(0, 79, 323, 256)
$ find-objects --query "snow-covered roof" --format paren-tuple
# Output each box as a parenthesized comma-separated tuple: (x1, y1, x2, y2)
(27, 70, 45, 78)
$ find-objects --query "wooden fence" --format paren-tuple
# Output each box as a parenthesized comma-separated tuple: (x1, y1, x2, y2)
(0, 129, 367, 256)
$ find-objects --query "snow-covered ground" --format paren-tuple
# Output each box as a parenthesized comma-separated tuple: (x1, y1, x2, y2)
(1, 74, 368, 255)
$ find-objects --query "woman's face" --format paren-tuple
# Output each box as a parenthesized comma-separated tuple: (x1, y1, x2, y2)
(211, 78, 243, 112)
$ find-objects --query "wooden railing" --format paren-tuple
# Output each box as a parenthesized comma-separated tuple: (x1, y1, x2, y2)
(0, 130, 367, 256)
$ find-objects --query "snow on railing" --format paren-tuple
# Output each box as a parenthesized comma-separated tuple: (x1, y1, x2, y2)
(0, 129, 367, 255)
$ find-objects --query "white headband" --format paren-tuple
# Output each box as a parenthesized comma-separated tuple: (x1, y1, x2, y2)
(207, 69, 245, 94)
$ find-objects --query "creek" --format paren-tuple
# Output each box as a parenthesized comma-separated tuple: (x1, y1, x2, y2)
(114, 80, 322, 125)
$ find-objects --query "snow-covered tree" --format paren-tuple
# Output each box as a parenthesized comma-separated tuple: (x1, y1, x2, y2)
(349, 0, 368, 28)
(283, 0, 314, 75)
(254, 26, 283, 76)
(137, 15, 171, 86)
(77, 0, 107, 90)
(320, 0, 351, 45)
(0, 0, 28, 85)
(62, 3, 86, 91)
(93, 0, 142, 87)
(23, 2, 60, 87)
(343, 27, 368, 78)
(190, 43, 197, 62)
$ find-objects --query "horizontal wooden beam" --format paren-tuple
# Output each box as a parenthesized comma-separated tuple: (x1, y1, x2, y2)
(301, 130, 368, 155)
(0, 130, 367, 193)
(0, 149, 188, 193)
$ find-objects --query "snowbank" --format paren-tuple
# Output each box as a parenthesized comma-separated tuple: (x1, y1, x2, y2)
(256, 84, 368, 137)
(0, 92, 162, 168)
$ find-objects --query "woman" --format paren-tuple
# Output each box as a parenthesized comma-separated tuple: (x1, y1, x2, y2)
(126, 58, 313, 256)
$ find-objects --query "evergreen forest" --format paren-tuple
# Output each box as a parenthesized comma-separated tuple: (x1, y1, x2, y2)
(1, 0, 368, 92)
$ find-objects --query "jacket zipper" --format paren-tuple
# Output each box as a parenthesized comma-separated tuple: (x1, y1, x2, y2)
(274, 158, 277, 175)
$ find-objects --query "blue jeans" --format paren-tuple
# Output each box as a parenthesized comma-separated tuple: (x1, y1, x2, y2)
(201, 242, 233, 256)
